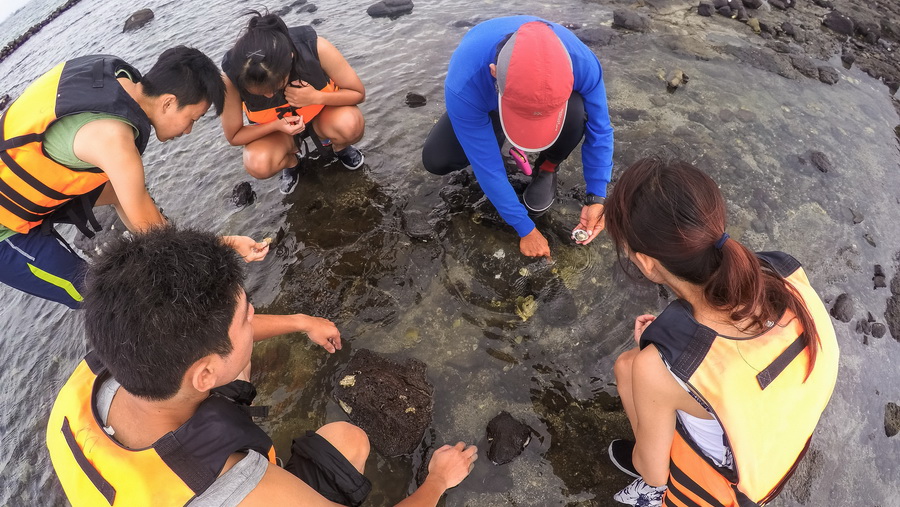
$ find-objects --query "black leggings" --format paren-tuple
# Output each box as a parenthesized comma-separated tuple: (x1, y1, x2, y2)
(422, 92, 586, 175)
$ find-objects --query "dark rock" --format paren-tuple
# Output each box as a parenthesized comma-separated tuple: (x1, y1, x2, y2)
(401, 209, 432, 240)
(698, 2, 714, 16)
(231, 182, 256, 207)
(561, 22, 582, 30)
(405, 92, 426, 108)
(886, 296, 900, 340)
(818, 66, 840, 85)
(536, 277, 578, 326)
(736, 108, 757, 122)
(649, 96, 667, 107)
(767, 41, 795, 54)
(758, 20, 773, 34)
(856, 22, 881, 42)
(875, 264, 886, 278)
(790, 55, 820, 79)
(769, 0, 786, 9)
(792, 29, 807, 43)
(333, 349, 433, 456)
(618, 108, 646, 121)
(274, 6, 291, 17)
(810, 151, 832, 173)
(781, 22, 795, 37)
(367, 0, 414, 19)
(123, 8, 154, 33)
(864, 233, 877, 248)
(830, 293, 854, 322)
(297, 3, 318, 13)
(812, 0, 833, 7)
(575, 26, 616, 46)
(718, 109, 735, 122)
(612, 9, 652, 32)
(886, 403, 900, 437)
(712, 0, 728, 8)
(0, 94, 9, 111)
(856, 319, 871, 335)
(716, 5, 732, 16)
(291, 0, 308, 5)
(872, 323, 887, 338)
(486, 412, 533, 465)
(311, 18, 324, 25)
(733, 4, 748, 21)
(892, 274, 900, 296)
(840, 53, 856, 67)
(823, 11, 855, 36)
(741, 0, 763, 7)
(849, 208, 863, 224)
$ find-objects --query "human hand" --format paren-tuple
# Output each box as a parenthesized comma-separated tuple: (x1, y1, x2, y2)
(275, 114, 305, 136)
(425, 442, 478, 491)
(223, 235, 269, 262)
(284, 80, 320, 108)
(572, 204, 605, 245)
(519, 228, 551, 260)
(634, 314, 656, 344)
(299, 315, 342, 353)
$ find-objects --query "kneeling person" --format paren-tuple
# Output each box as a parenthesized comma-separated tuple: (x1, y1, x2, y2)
(46, 226, 476, 506)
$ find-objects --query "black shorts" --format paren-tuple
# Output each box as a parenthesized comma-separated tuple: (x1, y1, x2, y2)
(285, 431, 372, 506)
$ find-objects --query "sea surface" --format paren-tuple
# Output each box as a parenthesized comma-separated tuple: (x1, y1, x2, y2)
(1, 0, 899, 505)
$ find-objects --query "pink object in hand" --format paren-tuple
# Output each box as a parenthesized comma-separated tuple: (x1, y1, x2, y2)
(509, 147, 532, 176)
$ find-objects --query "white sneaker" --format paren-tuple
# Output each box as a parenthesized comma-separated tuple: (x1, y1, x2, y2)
(613, 477, 667, 506)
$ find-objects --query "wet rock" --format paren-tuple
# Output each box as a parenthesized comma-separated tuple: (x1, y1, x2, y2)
(0, 94, 9, 110)
(747, 18, 761, 34)
(405, 92, 426, 108)
(741, 0, 763, 7)
(872, 322, 887, 338)
(561, 22, 582, 30)
(666, 69, 688, 92)
(367, 0, 414, 19)
(790, 55, 820, 79)
(718, 109, 735, 122)
(818, 66, 840, 85)
(874, 265, 887, 289)
(781, 22, 795, 37)
(698, 2, 714, 16)
(231, 182, 256, 207)
(886, 296, 900, 340)
(766, 41, 797, 54)
(810, 151, 832, 173)
(735, 108, 757, 122)
(855, 319, 871, 335)
(849, 208, 863, 224)
(333, 349, 433, 456)
(886, 403, 900, 437)
(649, 96, 667, 107)
(830, 293, 854, 322)
(812, 0, 833, 7)
(856, 22, 881, 44)
(716, 5, 732, 16)
(122, 8, 154, 32)
(273, 6, 291, 17)
(618, 108, 646, 121)
(291, 0, 308, 5)
(311, 18, 324, 25)
(486, 412, 533, 465)
(299, 3, 318, 13)
(612, 9, 651, 32)
(536, 277, 578, 326)
(401, 209, 433, 240)
(769, 0, 787, 9)
(864, 233, 876, 248)
(823, 11, 854, 36)
(574, 27, 616, 46)
(840, 53, 856, 67)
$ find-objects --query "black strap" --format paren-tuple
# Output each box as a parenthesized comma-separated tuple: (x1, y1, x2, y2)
(665, 481, 703, 507)
(155, 433, 216, 494)
(240, 405, 270, 418)
(668, 461, 727, 507)
(0, 149, 73, 201)
(0, 132, 42, 151)
(61, 417, 117, 504)
(671, 326, 717, 380)
(756, 336, 806, 390)
(92, 59, 105, 88)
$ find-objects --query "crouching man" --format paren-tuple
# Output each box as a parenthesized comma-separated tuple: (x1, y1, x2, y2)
(45, 226, 476, 506)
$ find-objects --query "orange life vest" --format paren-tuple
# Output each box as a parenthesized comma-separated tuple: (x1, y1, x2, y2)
(0, 55, 151, 233)
(46, 353, 276, 506)
(222, 25, 338, 125)
(639, 252, 839, 507)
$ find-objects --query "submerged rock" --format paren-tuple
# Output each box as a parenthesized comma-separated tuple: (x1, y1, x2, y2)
(830, 293, 854, 322)
(574, 27, 616, 46)
(612, 9, 651, 32)
(122, 9, 154, 33)
(818, 66, 840, 85)
(486, 412, 533, 465)
(333, 349, 433, 456)
(405, 92, 426, 108)
(367, 0, 414, 19)
(874, 265, 887, 289)
(231, 182, 256, 207)
(810, 151, 833, 173)
(0, 94, 9, 110)
(886, 403, 900, 438)
(790, 55, 819, 79)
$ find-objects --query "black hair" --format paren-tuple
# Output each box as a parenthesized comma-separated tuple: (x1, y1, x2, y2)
(231, 11, 300, 94)
(83, 226, 245, 400)
(141, 46, 226, 116)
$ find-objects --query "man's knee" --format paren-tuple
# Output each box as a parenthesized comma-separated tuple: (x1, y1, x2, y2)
(243, 149, 279, 179)
(316, 421, 370, 474)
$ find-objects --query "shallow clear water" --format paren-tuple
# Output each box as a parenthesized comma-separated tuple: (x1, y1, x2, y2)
(1, 0, 899, 505)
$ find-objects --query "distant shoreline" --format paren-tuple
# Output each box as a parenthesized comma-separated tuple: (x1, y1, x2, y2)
(0, 0, 84, 64)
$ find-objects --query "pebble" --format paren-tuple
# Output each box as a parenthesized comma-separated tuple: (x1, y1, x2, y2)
(829, 293, 854, 322)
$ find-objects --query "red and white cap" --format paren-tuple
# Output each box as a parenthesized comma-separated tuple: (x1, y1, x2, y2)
(496, 22, 574, 152)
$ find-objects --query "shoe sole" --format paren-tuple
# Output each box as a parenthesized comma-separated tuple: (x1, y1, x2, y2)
(523, 197, 554, 214)
(608, 441, 641, 478)
(340, 152, 365, 171)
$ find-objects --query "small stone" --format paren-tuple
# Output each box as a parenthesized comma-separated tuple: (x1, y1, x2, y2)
(574, 27, 616, 46)
(886, 402, 900, 437)
(856, 319, 871, 335)
(741, 0, 763, 7)
(768, 0, 786, 9)
(718, 109, 735, 122)
(864, 233, 876, 248)
(812, 0, 833, 7)
(781, 22, 795, 37)
(790, 55, 819, 79)
(823, 11, 855, 36)
(486, 412, 533, 465)
(747, 18, 761, 34)
(405, 92, 426, 108)
(872, 323, 887, 338)
(830, 293, 854, 322)
(875, 264, 886, 277)
(231, 181, 256, 207)
(649, 96, 667, 107)
(716, 5, 732, 16)
(698, 2, 714, 16)
(818, 66, 840, 85)
(612, 9, 652, 32)
(736, 108, 757, 122)
(311, 18, 324, 25)
(810, 151, 833, 173)
(849, 208, 863, 224)
(0, 94, 11, 111)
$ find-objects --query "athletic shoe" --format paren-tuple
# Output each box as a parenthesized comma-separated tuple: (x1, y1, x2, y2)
(613, 478, 667, 507)
(522, 168, 557, 213)
(336, 145, 365, 170)
(279, 159, 301, 195)
(609, 439, 640, 478)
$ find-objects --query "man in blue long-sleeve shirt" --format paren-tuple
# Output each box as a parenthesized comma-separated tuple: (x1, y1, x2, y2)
(422, 16, 614, 259)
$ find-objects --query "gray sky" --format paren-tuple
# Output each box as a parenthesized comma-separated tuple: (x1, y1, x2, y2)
(0, 0, 36, 24)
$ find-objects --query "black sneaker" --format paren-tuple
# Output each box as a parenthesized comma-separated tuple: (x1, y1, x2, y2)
(523, 169, 557, 213)
(336, 145, 364, 170)
(609, 439, 640, 478)
(279, 158, 301, 195)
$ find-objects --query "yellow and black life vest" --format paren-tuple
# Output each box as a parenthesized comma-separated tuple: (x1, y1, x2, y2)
(0, 55, 152, 234)
(639, 251, 839, 507)
(46, 353, 276, 506)
(221, 25, 338, 125)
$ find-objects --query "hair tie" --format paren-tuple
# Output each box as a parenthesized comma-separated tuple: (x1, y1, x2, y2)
(246, 50, 265, 59)
(714, 232, 729, 250)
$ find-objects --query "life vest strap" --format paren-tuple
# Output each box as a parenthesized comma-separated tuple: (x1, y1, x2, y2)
(0, 148, 74, 201)
(756, 336, 805, 390)
(61, 416, 117, 505)
(0, 181, 56, 223)
(0, 132, 42, 151)
(668, 461, 727, 507)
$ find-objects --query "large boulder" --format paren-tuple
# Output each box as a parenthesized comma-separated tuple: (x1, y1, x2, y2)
(333, 349, 433, 456)
(367, 0, 414, 19)
(612, 9, 651, 32)
(122, 9, 154, 33)
(823, 11, 854, 36)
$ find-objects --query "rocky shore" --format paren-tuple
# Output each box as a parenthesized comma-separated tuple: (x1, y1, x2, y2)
(0, 0, 84, 64)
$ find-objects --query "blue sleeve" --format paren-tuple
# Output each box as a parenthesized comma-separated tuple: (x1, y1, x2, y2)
(571, 45, 614, 197)
(445, 89, 536, 237)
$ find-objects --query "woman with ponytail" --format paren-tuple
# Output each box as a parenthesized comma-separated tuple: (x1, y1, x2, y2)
(603, 159, 839, 507)
(220, 12, 366, 194)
